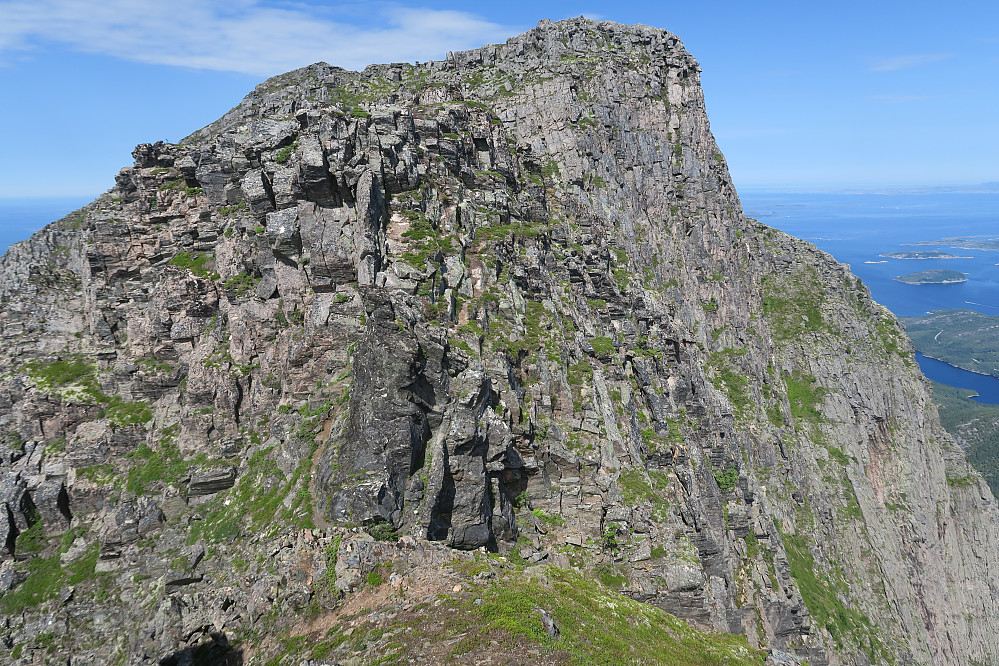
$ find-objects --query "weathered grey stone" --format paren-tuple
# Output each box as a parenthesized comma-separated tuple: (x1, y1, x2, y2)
(767, 649, 806, 666)
(536, 607, 559, 638)
(31, 477, 71, 532)
(265, 207, 301, 257)
(98, 501, 140, 559)
(187, 466, 236, 496)
(0, 558, 18, 591)
(0, 503, 15, 559)
(241, 168, 274, 213)
(0, 16, 998, 666)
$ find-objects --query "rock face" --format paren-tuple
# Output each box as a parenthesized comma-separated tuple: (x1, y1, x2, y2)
(2, 17, 999, 665)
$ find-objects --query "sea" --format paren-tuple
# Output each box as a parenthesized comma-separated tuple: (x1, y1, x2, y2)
(3, 192, 999, 402)
(0, 197, 92, 253)
(742, 190, 999, 403)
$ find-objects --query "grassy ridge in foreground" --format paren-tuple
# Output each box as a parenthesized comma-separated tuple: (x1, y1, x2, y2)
(265, 563, 767, 665)
(451, 567, 764, 665)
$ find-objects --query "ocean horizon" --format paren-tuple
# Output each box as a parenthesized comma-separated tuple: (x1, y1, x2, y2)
(740, 190, 999, 318)
(0, 196, 94, 254)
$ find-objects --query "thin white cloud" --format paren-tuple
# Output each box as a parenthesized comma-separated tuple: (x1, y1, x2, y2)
(869, 53, 954, 72)
(0, 0, 524, 76)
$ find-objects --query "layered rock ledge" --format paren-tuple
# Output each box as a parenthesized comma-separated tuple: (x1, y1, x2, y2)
(2, 17, 998, 666)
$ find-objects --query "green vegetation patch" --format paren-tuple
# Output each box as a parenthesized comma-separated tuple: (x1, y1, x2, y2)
(638, 409, 691, 449)
(369, 522, 399, 541)
(782, 533, 889, 661)
(218, 202, 247, 217)
(619, 468, 655, 505)
(462, 100, 491, 112)
(874, 318, 909, 359)
(589, 336, 615, 358)
(825, 444, 853, 466)
(264, 552, 762, 664)
(190, 403, 329, 543)
(275, 139, 298, 164)
(947, 473, 978, 488)
(448, 338, 475, 356)
(618, 468, 670, 519)
(474, 219, 552, 242)
(189, 447, 305, 543)
(496, 300, 560, 362)
(104, 396, 153, 427)
(168, 251, 217, 278)
(222, 272, 261, 296)
(766, 403, 784, 427)
(593, 562, 627, 589)
(567, 358, 594, 411)
(398, 213, 457, 271)
(785, 371, 827, 424)
(1, 530, 102, 614)
(158, 178, 185, 191)
(531, 508, 566, 527)
(126, 442, 187, 495)
(762, 266, 831, 339)
(328, 86, 375, 119)
(23, 356, 95, 388)
(23, 354, 152, 427)
(713, 466, 738, 491)
(449, 567, 765, 665)
(708, 349, 750, 419)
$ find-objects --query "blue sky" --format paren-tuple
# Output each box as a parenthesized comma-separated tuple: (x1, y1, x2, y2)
(1, 0, 997, 199)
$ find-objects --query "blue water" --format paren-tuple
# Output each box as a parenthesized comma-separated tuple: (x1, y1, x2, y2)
(914, 352, 999, 405)
(742, 192, 999, 317)
(742, 191, 999, 403)
(0, 197, 92, 254)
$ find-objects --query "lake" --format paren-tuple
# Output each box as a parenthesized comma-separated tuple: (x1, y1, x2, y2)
(914, 352, 999, 405)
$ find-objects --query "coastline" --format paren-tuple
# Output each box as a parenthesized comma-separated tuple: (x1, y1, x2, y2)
(917, 350, 999, 379)
(894, 278, 967, 284)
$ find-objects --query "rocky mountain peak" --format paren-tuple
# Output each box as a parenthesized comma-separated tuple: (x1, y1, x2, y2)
(2, 17, 999, 666)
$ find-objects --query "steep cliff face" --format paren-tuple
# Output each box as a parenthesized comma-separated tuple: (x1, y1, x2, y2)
(3, 17, 999, 666)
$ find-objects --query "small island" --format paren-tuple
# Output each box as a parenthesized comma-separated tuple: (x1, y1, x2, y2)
(894, 268, 968, 284)
(880, 250, 971, 259)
